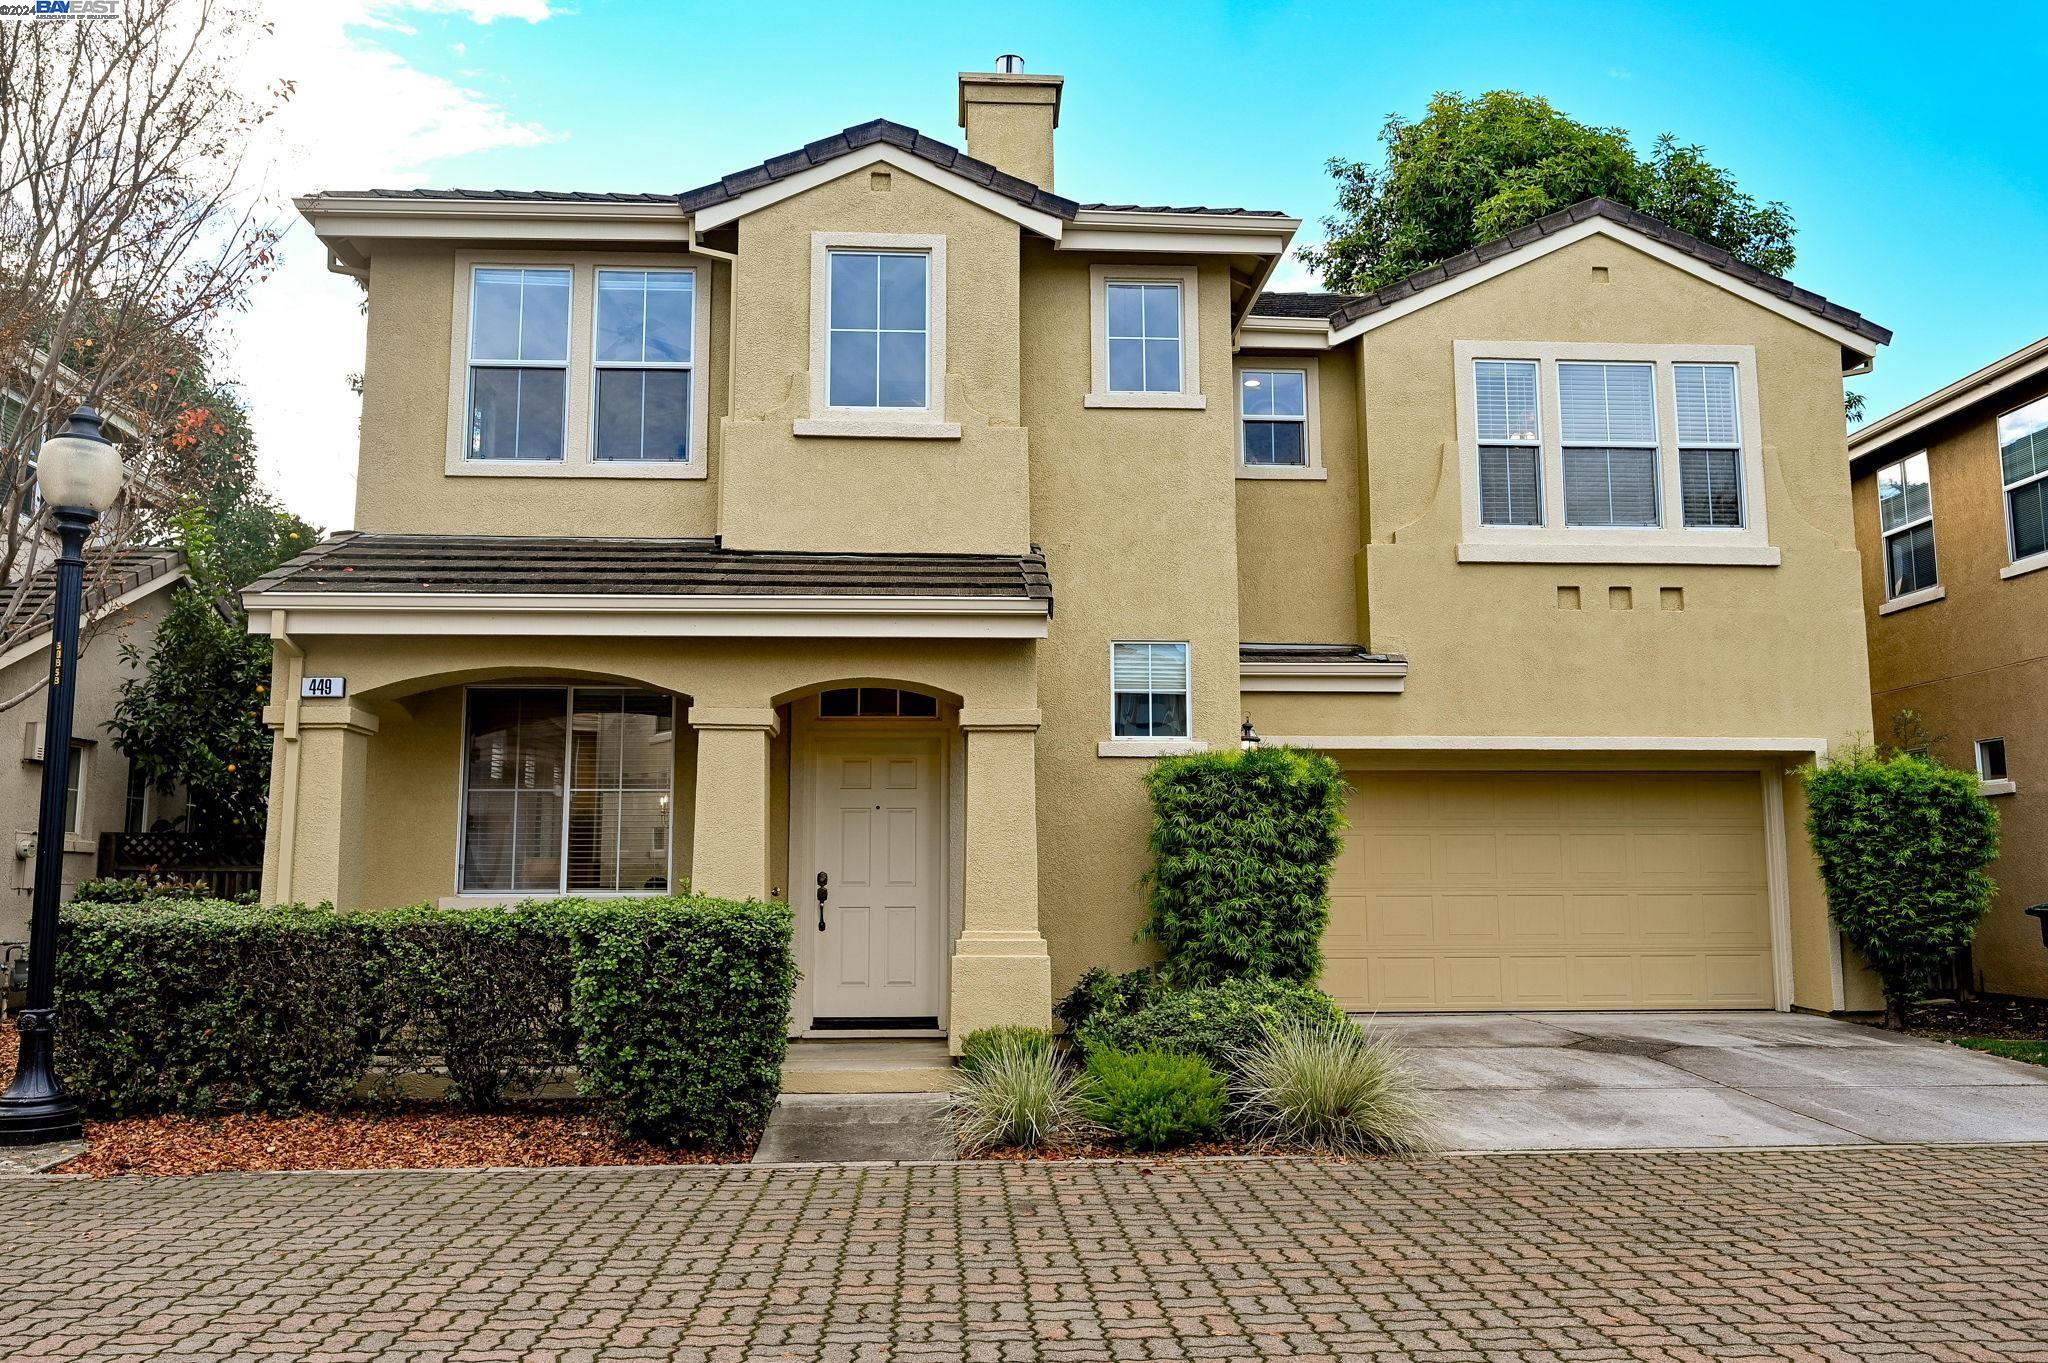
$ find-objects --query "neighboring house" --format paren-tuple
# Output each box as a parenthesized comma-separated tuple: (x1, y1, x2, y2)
(0, 546, 187, 947)
(1846, 338, 2048, 999)
(254, 61, 1892, 1050)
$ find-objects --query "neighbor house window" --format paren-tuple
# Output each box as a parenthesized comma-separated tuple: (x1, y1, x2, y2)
(827, 250, 929, 409)
(1559, 361, 1659, 527)
(1239, 368, 1308, 467)
(1977, 738, 2009, 783)
(1999, 394, 2048, 565)
(466, 266, 570, 461)
(1675, 362, 1744, 528)
(1107, 282, 1182, 393)
(460, 687, 672, 895)
(1111, 642, 1190, 740)
(1474, 359, 1542, 526)
(63, 740, 86, 836)
(593, 268, 694, 462)
(1876, 452, 1938, 599)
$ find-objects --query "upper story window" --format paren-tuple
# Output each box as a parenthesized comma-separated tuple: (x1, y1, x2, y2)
(467, 267, 570, 462)
(1086, 264, 1204, 410)
(1876, 451, 1938, 600)
(1239, 367, 1306, 465)
(1998, 394, 2048, 566)
(594, 269, 694, 463)
(1454, 342, 1776, 566)
(827, 250, 929, 409)
(1110, 641, 1190, 740)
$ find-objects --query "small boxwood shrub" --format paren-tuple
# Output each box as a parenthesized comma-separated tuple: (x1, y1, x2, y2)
(1142, 746, 1347, 987)
(73, 875, 215, 905)
(1804, 749, 2000, 1025)
(1071, 976, 1346, 1074)
(959, 1025, 1055, 1075)
(1053, 965, 1165, 1035)
(58, 900, 383, 1116)
(1081, 1048, 1225, 1150)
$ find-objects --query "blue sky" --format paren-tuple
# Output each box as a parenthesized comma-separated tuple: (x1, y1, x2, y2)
(240, 0, 2047, 522)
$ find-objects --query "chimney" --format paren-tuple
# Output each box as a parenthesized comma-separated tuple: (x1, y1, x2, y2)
(957, 55, 1063, 189)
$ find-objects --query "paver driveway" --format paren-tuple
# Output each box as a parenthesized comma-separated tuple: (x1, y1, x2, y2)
(10, 1146, 2048, 1362)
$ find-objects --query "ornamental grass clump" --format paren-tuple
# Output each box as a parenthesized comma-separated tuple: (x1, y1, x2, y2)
(958, 1025, 1056, 1075)
(946, 1032, 1089, 1154)
(1080, 1048, 1226, 1151)
(1233, 1015, 1433, 1155)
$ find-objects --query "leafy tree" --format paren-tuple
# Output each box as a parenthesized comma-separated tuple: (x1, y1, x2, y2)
(1803, 748, 2000, 1027)
(1301, 91, 1795, 294)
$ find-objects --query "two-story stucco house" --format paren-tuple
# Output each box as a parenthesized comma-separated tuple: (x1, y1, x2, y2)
(251, 62, 1892, 1047)
(1847, 337, 2048, 1000)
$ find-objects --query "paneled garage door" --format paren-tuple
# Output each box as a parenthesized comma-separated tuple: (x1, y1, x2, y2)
(1323, 769, 1775, 1011)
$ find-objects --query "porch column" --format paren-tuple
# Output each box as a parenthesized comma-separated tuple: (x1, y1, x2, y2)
(260, 700, 377, 907)
(688, 706, 778, 901)
(951, 708, 1052, 1050)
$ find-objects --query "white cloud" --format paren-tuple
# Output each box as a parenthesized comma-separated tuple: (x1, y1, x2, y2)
(222, 1, 557, 528)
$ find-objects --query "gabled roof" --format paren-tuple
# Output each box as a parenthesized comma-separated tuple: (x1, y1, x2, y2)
(0, 545, 185, 658)
(1848, 335, 2048, 464)
(678, 119, 1078, 223)
(1324, 198, 1890, 358)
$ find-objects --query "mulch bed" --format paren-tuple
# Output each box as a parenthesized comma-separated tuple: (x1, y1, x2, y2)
(1903, 995, 2048, 1042)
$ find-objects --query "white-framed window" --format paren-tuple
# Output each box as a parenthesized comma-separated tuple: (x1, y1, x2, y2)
(1453, 342, 1776, 565)
(593, 268, 694, 463)
(1474, 358, 1542, 525)
(1977, 738, 2009, 782)
(446, 253, 712, 479)
(1110, 641, 1190, 740)
(466, 266, 570, 463)
(459, 686, 674, 896)
(1559, 361, 1659, 527)
(1876, 451, 1938, 600)
(1998, 394, 2048, 567)
(1237, 362, 1324, 477)
(63, 740, 86, 836)
(1087, 264, 1203, 409)
(827, 250, 929, 410)
(1675, 362, 1744, 528)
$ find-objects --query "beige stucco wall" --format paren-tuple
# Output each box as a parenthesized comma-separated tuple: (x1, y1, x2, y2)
(0, 584, 176, 944)
(714, 168, 1032, 555)
(1853, 375, 2048, 999)
(351, 240, 728, 537)
(1235, 344, 1364, 644)
(1019, 243, 1245, 993)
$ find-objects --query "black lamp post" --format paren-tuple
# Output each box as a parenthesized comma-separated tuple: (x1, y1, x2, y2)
(0, 407, 123, 1146)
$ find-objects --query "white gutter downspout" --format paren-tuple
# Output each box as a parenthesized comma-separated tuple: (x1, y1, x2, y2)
(270, 616, 304, 904)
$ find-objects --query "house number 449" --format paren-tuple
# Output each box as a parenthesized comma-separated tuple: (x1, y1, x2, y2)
(301, 676, 347, 699)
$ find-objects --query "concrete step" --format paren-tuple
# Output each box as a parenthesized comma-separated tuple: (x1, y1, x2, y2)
(780, 1038, 954, 1095)
(751, 1093, 955, 1163)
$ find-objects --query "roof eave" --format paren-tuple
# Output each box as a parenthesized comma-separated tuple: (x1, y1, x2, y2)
(1847, 335, 2048, 463)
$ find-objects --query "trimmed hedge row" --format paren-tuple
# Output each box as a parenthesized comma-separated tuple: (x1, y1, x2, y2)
(55, 895, 796, 1150)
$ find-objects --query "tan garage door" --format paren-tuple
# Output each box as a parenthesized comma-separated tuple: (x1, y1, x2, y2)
(1324, 769, 1775, 1011)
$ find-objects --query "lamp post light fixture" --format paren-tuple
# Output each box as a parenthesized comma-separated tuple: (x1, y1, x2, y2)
(1240, 715, 1261, 750)
(0, 407, 123, 1146)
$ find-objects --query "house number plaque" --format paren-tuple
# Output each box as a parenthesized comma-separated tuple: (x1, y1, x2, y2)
(301, 676, 347, 699)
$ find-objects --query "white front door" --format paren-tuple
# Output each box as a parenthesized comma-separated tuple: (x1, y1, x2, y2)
(809, 737, 942, 1023)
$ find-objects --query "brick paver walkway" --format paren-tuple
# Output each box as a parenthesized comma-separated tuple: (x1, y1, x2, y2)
(8, 1146, 2048, 1361)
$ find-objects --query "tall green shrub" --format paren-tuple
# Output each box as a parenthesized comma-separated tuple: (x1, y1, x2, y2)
(569, 898, 797, 1149)
(1141, 746, 1347, 986)
(1804, 749, 1999, 1025)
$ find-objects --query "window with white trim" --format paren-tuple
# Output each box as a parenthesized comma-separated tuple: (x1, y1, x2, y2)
(1998, 394, 2048, 565)
(1239, 367, 1308, 467)
(1675, 362, 1744, 528)
(1474, 359, 1542, 525)
(827, 250, 929, 409)
(1559, 361, 1659, 527)
(460, 687, 673, 895)
(1876, 452, 1938, 599)
(466, 266, 570, 462)
(1107, 282, 1183, 394)
(1111, 642, 1190, 740)
(1977, 737, 2009, 783)
(593, 268, 694, 462)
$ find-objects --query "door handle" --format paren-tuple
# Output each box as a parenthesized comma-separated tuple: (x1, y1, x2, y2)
(815, 870, 828, 932)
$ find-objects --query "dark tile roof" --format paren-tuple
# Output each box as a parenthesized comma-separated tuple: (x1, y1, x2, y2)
(1249, 292, 1362, 320)
(245, 534, 1054, 607)
(1324, 198, 1891, 347)
(1078, 203, 1291, 218)
(303, 188, 678, 205)
(677, 120, 1079, 221)
(3, 545, 185, 652)
(1239, 643, 1402, 665)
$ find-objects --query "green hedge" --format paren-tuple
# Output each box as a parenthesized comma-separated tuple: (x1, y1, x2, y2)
(1070, 976, 1346, 1074)
(55, 894, 796, 1149)
(1141, 746, 1347, 987)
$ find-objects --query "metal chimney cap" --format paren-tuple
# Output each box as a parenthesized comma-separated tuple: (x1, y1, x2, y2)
(995, 53, 1025, 73)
